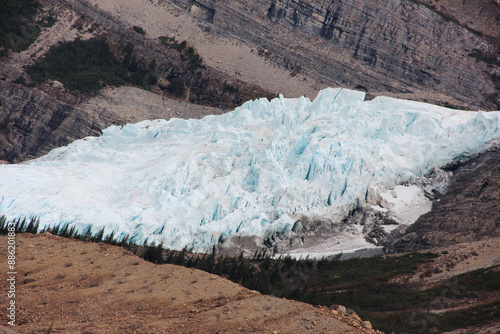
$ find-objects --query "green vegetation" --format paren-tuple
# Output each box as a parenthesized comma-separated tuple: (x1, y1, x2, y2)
(468, 50, 500, 107)
(185, 46, 204, 71)
(39, 15, 56, 28)
(0, 0, 41, 52)
(0, 117, 11, 135)
(157, 35, 272, 108)
(26, 38, 157, 92)
(166, 78, 187, 98)
(159, 36, 186, 52)
(0, 0, 57, 53)
(13, 76, 26, 85)
(493, 74, 500, 90)
(132, 25, 146, 35)
(223, 82, 240, 94)
(432, 300, 500, 332)
(159, 36, 205, 71)
(2, 215, 499, 333)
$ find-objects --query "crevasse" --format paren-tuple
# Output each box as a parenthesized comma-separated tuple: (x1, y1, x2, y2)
(0, 88, 499, 251)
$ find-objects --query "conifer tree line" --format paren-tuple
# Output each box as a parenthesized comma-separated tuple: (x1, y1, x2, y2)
(2, 215, 499, 334)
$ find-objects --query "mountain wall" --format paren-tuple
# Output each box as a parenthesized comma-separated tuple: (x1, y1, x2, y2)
(2, 0, 499, 162)
(0, 80, 224, 163)
(385, 147, 500, 252)
(168, 0, 500, 110)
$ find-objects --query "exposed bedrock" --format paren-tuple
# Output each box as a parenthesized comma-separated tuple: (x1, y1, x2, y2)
(170, 0, 500, 110)
(385, 147, 500, 253)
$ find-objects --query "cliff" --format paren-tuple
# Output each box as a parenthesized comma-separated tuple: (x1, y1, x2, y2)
(167, 0, 500, 110)
(385, 147, 500, 252)
(1, 0, 499, 162)
(0, 80, 224, 163)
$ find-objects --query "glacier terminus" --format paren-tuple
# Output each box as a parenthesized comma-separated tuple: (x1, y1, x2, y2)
(1, 88, 499, 257)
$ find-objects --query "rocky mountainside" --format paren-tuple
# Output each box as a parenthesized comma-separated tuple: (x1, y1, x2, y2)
(167, 0, 500, 110)
(385, 146, 500, 253)
(1, 0, 499, 163)
(0, 0, 272, 163)
(0, 81, 224, 163)
(1, 2, 500, 331)
(0, 0, 498, 248)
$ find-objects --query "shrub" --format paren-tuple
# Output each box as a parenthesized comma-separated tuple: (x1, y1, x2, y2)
(469, 49, 500, 66)
(223, 83, 239, 93)
(133, 26, 146, 35)
(27, 38, 156, 92)
(159, 36, 186, 52)
(492, 74, 500, 90)
(166, 78, 187, 97)
(13, 76, 26, 85)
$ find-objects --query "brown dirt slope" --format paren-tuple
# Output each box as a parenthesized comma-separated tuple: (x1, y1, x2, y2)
(0, 233, 379, 334)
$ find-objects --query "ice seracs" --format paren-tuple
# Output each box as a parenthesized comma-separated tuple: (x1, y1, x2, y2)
(0, 88, 499, 254)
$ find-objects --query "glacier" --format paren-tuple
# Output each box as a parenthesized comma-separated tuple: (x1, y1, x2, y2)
(1, 88, 499, 254)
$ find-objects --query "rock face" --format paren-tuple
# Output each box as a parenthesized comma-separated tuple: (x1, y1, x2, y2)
(168, 0, 500, 110)
(0, 81, 79, 163)
(0, 0, 273, 163)
(1, 0, 499, 162)
(0, 81, 224, 163)
(385, 147, 500, 253)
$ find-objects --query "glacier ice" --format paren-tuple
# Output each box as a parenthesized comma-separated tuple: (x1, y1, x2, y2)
(0, 88, 499, 253)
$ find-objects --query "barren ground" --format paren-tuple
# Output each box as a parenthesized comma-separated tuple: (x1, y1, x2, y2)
(0, 233, 379, 333)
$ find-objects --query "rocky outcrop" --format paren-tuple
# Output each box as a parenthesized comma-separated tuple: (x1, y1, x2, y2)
(2, 0, 498, 162)
(169, 0, 499, 110)
(0, 81, 79, 162)
(385, 147, 500, 253)
(0, 80, 224, 163)
(0, 0, 269, 163)
(412, 0, 500, 44)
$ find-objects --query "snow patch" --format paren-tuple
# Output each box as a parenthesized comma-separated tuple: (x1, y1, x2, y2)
(378, 185, 432, 226)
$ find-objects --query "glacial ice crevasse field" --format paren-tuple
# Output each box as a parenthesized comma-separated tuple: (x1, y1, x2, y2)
(1, 88, 499, 253)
